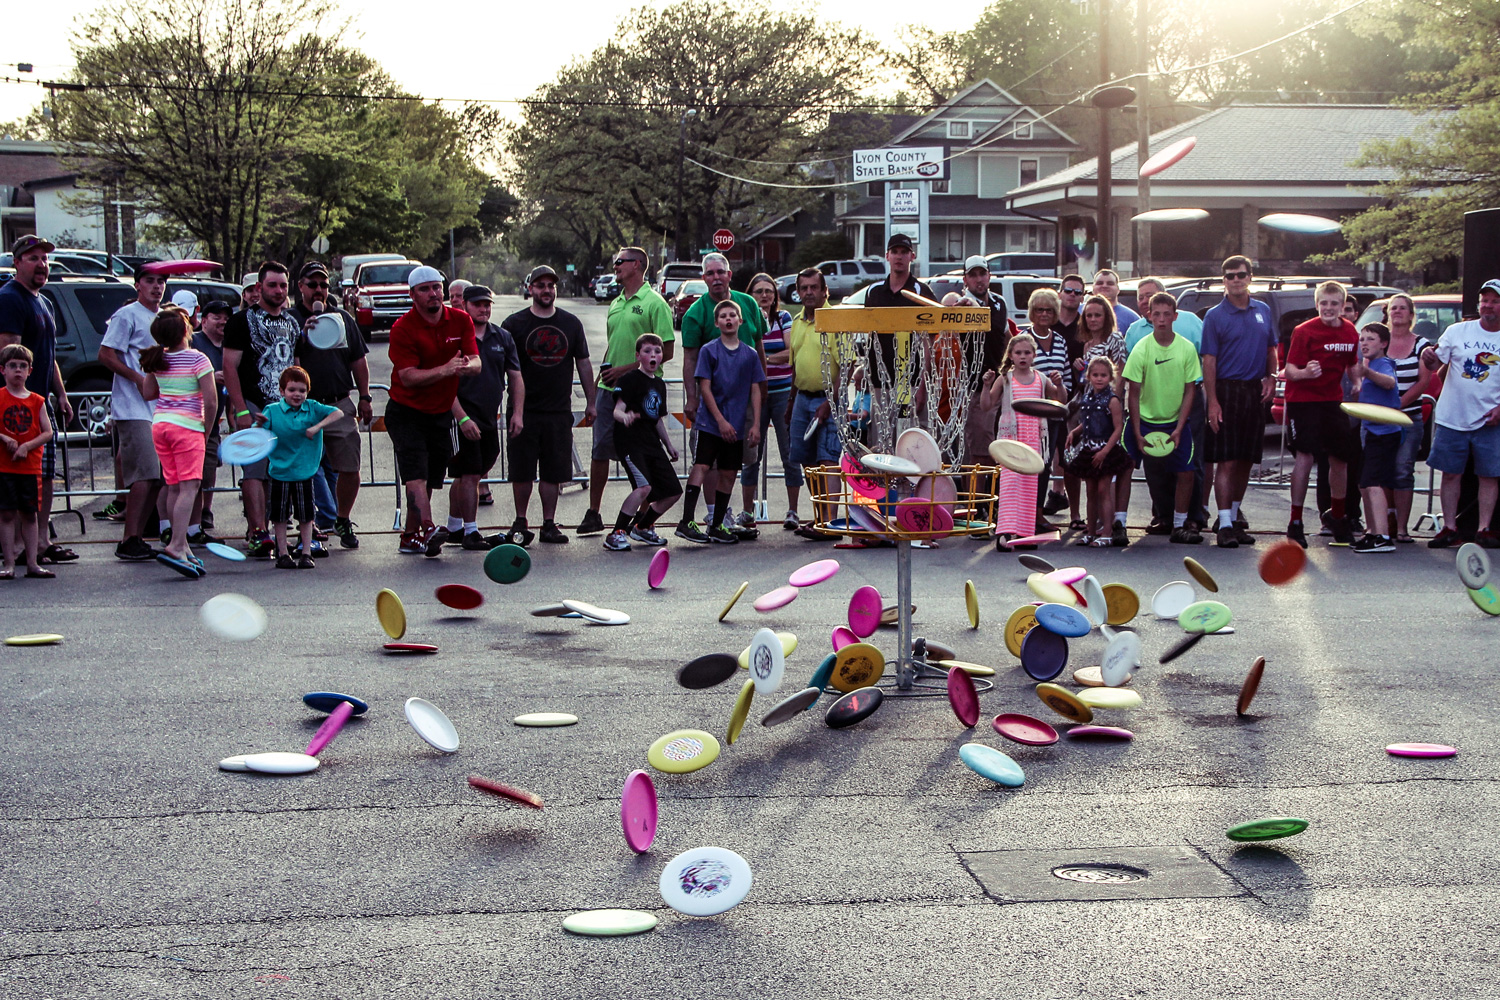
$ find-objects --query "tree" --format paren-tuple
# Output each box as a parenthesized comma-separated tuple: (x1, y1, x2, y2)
(789, 232, 854, 272)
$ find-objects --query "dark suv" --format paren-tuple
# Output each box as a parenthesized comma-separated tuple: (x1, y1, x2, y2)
(1171, 277, 1403, 351)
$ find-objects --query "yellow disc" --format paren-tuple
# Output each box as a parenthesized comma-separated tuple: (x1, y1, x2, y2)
(938, 659, 995, 677)
(4, 633, 63, 646)
(1027, 572, 1077, 606)
(375, 588, 406, 640)
(964, 580, 979, 629)
(739, 631, 798, 668)
(1077, 687, 1143, 710)
(647, 729, 721, 773)
(1035, 682, 1093, 724)
(1469, 584, 1500, 616)
(831, 642, 885, 692)
(1100, 583, 1140, 625)
(726, 680, 755, 745)
(1004, 605, 1040, 659)
(1073, 665, 1131, 687)
(1183, 557, 1219, 594)
(719, 581, 750, 621)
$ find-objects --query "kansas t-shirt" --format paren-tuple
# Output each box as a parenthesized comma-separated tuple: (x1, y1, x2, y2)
(613, 369, 669, 455)
(1432, 319, 1500, 431)
(1285, 317, 1358, 403)
(502, 307, 588, 414)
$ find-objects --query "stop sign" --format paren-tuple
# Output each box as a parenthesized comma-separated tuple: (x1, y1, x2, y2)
(712, 229, 735, 252)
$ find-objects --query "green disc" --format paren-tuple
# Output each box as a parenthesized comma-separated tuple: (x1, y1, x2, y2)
(484, 543, 532, 585)
(1179, 600, 1232, 634)
(561, 909, 659, 936)
(1226, 817, 1309, 842)
(1469, 584, 1500, 616)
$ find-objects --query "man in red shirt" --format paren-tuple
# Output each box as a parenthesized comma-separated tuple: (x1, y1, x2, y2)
(385, 265, 478, 556)
(1283, 280, 1359, 547)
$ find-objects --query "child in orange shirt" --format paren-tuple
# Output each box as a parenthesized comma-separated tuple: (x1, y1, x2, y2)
(0, 344, 55, 578)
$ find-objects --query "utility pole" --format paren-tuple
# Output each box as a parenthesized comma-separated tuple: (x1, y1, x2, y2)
(1097, 0, 1113, 271)
(1135, 0, 1152, 276)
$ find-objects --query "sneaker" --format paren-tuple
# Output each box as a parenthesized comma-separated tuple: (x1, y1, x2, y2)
(276, 553, 297, 569)
(1427, 527, 1461, 548)
(246, 529, 274, 558)
(186, 529, 222, 546)
(1144, 519, 1172, 536)
(603, 529, 632, 551)
(630, 526, 667, 546)
(1286, 520, 1308, 549)
(796, 524, 838, 541)
(1233, 525, 1256, 546)
(1329, 517, 1354, 547)
(334, 517, 359, 549)
(398, 530, 425, 554)
(461, 531, 493, 551)
(1349, 515, 1366, 537)
(296, 554, 316, 569)
(1169, 525, 1202, 544)
(735, 510, 757, 528)
(1353, 533, 1394, 553)
(115, 535, 157, 561)
(1317, 511, 1334, 537)
(199, 509, 215, 531)
(509, 522, 535, 547)
(94, 499, 126, 521)
(538, 523, 569, 544)
(783, 510, 800, 530)
(1111, 523, 1129, 547)
(1042, 489, 1068, 515)
(706, 524, 739, 544)
(1478, 530, 1500, 550)
(1215, 525, 1239, 548)
(577, 509, 605, 535)
(675, 520, 710, 544)
(729, 523, 760, 541)
(423, 524, 447, 557)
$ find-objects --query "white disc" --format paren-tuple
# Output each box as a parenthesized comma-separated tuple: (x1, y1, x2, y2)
(200, 593, 268, 641)
(241, 752, 319, 775)
(658, 846, 753, 916)
(1101, 630, 1140, 687)
(748, 627, 786, 695)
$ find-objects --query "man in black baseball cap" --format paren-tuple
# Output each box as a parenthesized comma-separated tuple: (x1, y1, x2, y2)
(527, 265, 558, 287)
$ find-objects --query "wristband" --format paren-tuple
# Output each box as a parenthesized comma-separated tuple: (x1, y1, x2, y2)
(359, 394, 372, 402)
(236, 409, 250, 417)
(458, 416, 472, 425)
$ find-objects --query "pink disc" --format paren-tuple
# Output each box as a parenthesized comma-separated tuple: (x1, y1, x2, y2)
(1139, 135, 1196, 178)
(620, 769, 658, 853)
(1068, 725, 1135, 740)
(1005, 531, 1061, 546)
(831, 626, 858, 651)
(305, 700, 354, 756)
(753, 585, 799, 613)
(991, 712, 1059, 746)
(1385, 742, 1457, 758)
(789, 558, 840, 588)
(894, 498, 955, 538)
(841, 453, 886, 500)
(1044, 566, 1087, 586)
(946, 666, 979, 728)
(647, 548, 670, 589)
(848, 585, 882, 638)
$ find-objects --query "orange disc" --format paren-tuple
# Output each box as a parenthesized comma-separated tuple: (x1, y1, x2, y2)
(1258, 539, 1307, 586)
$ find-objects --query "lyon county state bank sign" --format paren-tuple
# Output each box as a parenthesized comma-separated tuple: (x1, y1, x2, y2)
(853, 147, 949, 183)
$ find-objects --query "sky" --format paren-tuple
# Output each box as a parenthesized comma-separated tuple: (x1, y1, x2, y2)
(1, 0, 995, 127)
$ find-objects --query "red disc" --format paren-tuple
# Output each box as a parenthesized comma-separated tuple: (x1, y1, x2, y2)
(1258, 539, 1307, 586)
(468, 774, 544, 808)
(435, 584, 484, 610)
(384, 642, 438, 653)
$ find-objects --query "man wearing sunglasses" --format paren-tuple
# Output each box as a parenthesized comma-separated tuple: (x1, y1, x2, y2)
(582, 248, 673, 536)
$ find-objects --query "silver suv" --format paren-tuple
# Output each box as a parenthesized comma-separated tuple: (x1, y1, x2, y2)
(777, 259, 888, 303)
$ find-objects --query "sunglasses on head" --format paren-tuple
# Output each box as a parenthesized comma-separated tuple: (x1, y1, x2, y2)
(1223, 271, 1251, 280)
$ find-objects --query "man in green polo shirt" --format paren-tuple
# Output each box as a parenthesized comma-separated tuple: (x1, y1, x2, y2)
(580, 246, 675, 535)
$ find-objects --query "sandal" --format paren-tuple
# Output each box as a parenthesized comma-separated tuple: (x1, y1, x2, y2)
(1396, 533, 1415, 544)
(0, 568, 12, 580)
(39, 544, 79, 564)
(24, 568, 56, 578)
(1088, 535, 1112, 547)
(1069, 518, 1087, 531)
(1075, 533, 1095, 546)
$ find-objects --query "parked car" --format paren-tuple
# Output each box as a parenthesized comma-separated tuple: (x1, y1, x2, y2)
(1172, 277, 1402, 353)
(51, 249, 140, 281)
(983, 251, 1057, 276)
(658, 262, 703, 303)
(0, 254, 83, 277)
(1356, 293, 1462, 342)
(338, 252, 407, 289)
(924, 273, 1062, 325)
(344, 259, 425, 339)
(593, 276, 620, 301)
(778, 259, 888, 304)
(672, 279, 708, 329)
(1117, 276, 1202, 314)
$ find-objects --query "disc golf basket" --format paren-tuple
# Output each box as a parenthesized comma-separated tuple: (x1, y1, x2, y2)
(805, 300, 1000, 695)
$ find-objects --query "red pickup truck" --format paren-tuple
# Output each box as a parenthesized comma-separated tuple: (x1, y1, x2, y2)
(342, 259, 424, 340)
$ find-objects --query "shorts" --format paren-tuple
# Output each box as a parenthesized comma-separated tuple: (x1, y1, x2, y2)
(151, 421, 206, 486)
(510, 411, 574, 484)
(384, 399, 455, 488)
(622, 443, 683, 503)
(1428, 421, 1500, 479)
(269, 476, 315, 525)
(1205, 379, 1265, 464)
(114, 419, 162, 486)
(1063, 441, 1134, 480)
(591, 385, 619, 461)
(1286, 400, 1356, 463)
(202, 421, 222, 482)
(318, 397, 361, 474)
(1359, 428, 1400, 490)
(0, 471, 38, 512)
(694, 430, 744, 471)
(788, 391, 840, 467)
(1123, 418, 1197, 474)
(449, 419, 501, 478)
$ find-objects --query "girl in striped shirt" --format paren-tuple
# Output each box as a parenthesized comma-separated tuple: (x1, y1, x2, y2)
(142, 305, 217, 573)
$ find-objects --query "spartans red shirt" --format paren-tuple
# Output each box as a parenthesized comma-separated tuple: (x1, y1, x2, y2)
(1284, 317, 1358, 403)
(388, 305, 479, 414)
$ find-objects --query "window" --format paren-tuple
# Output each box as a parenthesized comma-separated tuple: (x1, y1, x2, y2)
(1013, 119, 1033, 140)
(840, 263, 859, 276)
(930, 179, 950, 194)
(860, 261, 887, 276)
(947, 120, 971, 140)
(867, 181, 885, 198)
(1019, 159, 1039, 186)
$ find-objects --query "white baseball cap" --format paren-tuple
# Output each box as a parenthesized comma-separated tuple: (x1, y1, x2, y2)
(964, 255, 990, 274)
(408, 265, 444, 290)
(171, 289, 199, 311)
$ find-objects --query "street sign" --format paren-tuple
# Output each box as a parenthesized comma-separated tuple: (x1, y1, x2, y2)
(712, 229, 736, 252)
(565, 263, 575, 272)
(854, 146, 948, 182)
(888, 189, 919, 216)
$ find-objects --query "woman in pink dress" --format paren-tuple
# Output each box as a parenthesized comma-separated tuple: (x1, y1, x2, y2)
(982, 333, 1065, 549)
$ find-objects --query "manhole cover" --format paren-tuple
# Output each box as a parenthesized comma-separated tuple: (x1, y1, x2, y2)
(1052, 863, 1148, 884)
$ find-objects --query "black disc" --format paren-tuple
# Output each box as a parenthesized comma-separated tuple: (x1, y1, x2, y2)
(1158, 629, 1205, 665)
(825, 686, 885, 729)
(676, 652, 740, 690)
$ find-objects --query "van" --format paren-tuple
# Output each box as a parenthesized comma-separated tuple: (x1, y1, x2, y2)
(983, 252, 1057, 277)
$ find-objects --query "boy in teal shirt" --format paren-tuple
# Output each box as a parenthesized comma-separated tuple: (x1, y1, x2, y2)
(256, 366, 345, 568)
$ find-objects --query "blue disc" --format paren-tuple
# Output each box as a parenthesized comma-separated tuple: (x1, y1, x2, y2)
(1034, 602, 1092, 638)
(1020, 627, 1069, 681)
(807, 651, 837, 699)
(303, 692, 369, 716)
(959, 743, 1025, 787)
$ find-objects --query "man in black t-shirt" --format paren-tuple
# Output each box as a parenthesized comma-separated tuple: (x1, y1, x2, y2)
(863, 233, 936, 425)
(500, 266, 595, 545)
(444, 285, 522, 550)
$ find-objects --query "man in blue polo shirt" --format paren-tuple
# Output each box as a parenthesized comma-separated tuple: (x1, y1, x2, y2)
(1201, 256, 1278, 547)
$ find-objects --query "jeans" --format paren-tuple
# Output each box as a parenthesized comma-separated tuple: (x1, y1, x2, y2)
(742, 387, 801, 490)
(788, 392, 840, 466)
(1393, 416, 1424, 491)
(312, 460, 338, 527)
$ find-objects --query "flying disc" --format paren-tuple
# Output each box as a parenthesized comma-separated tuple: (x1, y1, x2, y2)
(1101, 630, 1141, 687)
(375, 588, 407, 639)
(1469, 584, 1500, 615)
(1020, 625, 1069, 681)
(647, 548, 670, 589)
(1141, 431, 1174, 457)
(199, 593, 267, 641)
(648, 729, 721, 773)
(958, 743, 1025, 788)
(1259, 213, 1340, 235)
(988, 439, 1045, 475)
(1068, 725, 1135, 740)
(302, 691, 369, 715)
(1158, 629, 1205, 664)
(1076, 576, 1107, 627)
(789, 558, 840, 588)
(1098, 584, 1137, 626)
(719, 580, 750, 620)
(938, 659, 995, 677)
(841, 452, 887, 499)
(1340, 401, 1412, 426)
(563, 910, 659, 937)
(802, 416, 824, 442)
(726, 681, 755, 745)
(1131, 207, 1208, 223)
(1138, 135, 1196, 177)
(383, 641, 438, 654)
(991, 712, 1059, 746)
(747, 627, 786, 694)
(241, 752, 320, 775)
(848, 585, 883, 637)
(946, 664, 980, 728)
(1258, 539, 1307, 586)
(1018, 554, 1055, 573)
(1151, 581, 1195, 619)
(514, 712, 578, 727)
(218, 427, 277, 465)
(562, 599, 630, 625)
(621, 769, 658, 853)
(1456, 543, 1492, 590)
(737, 631, 797, 668)
(404, 697, 459, 753)
(825, 686, 884, 728)
(1227, 817, 1309, 841)
(142, 258, 222, 276)
(483, 543, 531, 584)
(831, 642, 884, 692)
(1027, 572, 1077, 606)
(1010, 397, 1068, 421)
(964, 580, 980, 628)
(831, 626, 858, 651)
(1179, 600, 1232, 634)
(1045, 566, 1087, 586)
(658, 846, 752, 916)
(4, 633, 63, 646)
(204, 542, 245, 561)
(530, 603, 571, 617)
(859, 452, 922, 476)
(1035, 682, 1093, 724)
(879, 603, 916, 626)
(1007, 531, 1061, 547)
(468, 774, 543, 809)
(895, 427, 943, 473)
(1183, 556, 1218, 593)
(1077, 687, 1142, 710)
(753, 585, 799, 613)
(1035, 602, 1091, 638)
(807, 651, 837, 694)
(435, 583, 483, 611)
(677, 652, 739, 689)
(1385, 743, 1457, 758)
(1004, 605, 1040, 658)
(1237, 655, 1266, 716)
(762, 686, 822, 727)
(895, 497, 955, 536)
